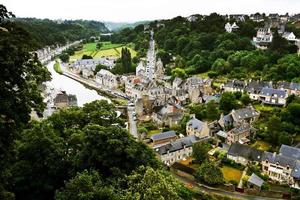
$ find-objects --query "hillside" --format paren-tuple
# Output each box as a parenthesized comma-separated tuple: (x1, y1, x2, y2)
(13, 18, 109, 49)
(104, 20, 150, 31)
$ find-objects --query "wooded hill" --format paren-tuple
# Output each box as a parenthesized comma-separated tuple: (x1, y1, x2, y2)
(12, 18, 109, 49)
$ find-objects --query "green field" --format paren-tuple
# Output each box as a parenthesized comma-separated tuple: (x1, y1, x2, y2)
(70, 42, 137, 61)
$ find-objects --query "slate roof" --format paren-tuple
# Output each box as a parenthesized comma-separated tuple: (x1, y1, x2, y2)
(279, 145, 300, 161)
(231, 123, 251, 134)
(187, 116, 205, 131)
(216, 130, 227, 138)
(245, 81, 272, 94)
(228, 143, 263, 162)
(290, 83, 300, 91)
(225, 80, 245, 90)
(260, 87, 286, 98)
(156, 135, 208, 155)
(261, 151, 300, 178)
(220, 114, 234, 127)
(262, 151, 297, 168)
(150, 131, 176, 142)
(232, 107, 260, 120)
(248, 173, 264, 187)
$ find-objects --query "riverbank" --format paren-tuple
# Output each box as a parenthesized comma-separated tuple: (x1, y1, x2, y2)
(53, 61, 62, 74)
(62, 70, 128, 105)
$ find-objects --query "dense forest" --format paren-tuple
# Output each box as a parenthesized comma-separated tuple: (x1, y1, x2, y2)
(12, 18, 109, 49)
(113, 13, 300, 82)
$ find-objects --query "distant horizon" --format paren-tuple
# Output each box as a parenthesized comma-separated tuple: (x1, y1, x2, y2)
(2, 0, 300, 23)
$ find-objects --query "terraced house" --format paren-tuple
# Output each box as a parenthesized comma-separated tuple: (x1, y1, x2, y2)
(261, 145, 300, 188)
(155, 135, 209, 166)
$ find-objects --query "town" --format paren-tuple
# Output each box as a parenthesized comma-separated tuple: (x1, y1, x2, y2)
(2, 1, 300, 200)
(28, 11, 300, 199)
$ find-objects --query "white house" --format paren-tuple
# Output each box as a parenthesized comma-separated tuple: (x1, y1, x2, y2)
(253, 28, 273, 48)
(282, 32, 298, 44)
(225, 22, 239, 33)
(95, 69, 118, 89)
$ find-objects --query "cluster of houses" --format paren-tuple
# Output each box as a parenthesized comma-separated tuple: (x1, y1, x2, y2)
(252, 26, 299, 49)
(71, 57, 116, 79)
(124, 75, 214, 128)
(228, 143, 300, 189)
(222, 80, 300, 106)
(151, 105, 260, 166)
(36, 41, 81, 64)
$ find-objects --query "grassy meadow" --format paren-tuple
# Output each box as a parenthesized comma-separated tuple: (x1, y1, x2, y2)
(70, 42, 137, 61)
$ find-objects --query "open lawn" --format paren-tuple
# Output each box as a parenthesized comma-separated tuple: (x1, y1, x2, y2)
(70, 42, 137, 61)
(221, 166, 243, 183)
(253, 103, 274, 112)
(83, 42, 123, 51)
(251, 140, 271, 151)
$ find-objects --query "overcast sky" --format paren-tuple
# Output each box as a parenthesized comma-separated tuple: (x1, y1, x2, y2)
(2, 0, 300, 22)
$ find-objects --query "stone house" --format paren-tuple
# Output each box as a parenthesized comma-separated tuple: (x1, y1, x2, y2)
(218, 106, 260, 130)
(278, 82, 300, 96)
(258, 87, 287, 106)
(226, 123, 252, 145)
(95, 69, 118, 89)
(222, 80, 246, 92)
(227, 143, 263, 166)
(155, 135, 209, 166)
(152, 104, 184, 127)
(245, 80, 273, 100)
(73, 58, 116, 71)
(54, 91, 77, 108)
(150, 130, 177, 146)
(81, 67, 94, 78)
(186, 114, 210, 139)
(261, 145, 300, 188)
(54, 92, 69, 108)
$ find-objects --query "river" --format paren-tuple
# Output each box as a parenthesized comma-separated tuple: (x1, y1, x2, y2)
(45, 61, 109, 107)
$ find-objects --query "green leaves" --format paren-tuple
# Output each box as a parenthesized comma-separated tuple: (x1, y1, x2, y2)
(195, 162, 224, 186)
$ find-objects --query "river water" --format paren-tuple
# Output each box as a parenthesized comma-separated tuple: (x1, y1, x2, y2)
(45, 61, 109, 107)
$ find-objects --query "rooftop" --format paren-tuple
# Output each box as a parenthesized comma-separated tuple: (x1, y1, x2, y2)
(248, 173, 264, 187)
(228, 143, 263, 162)
(150, 130, 177, 142)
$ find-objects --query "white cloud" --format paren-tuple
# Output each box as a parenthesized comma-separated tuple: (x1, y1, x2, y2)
(1, 0, 299, 22)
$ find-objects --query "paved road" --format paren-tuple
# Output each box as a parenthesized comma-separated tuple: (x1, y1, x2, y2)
(127, 105, 138, 139)
(173, 174, 283, 200)
(145, 30, 156, 80)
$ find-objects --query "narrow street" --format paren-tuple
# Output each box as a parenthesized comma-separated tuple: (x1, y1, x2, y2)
(127, 105, 138, 139)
